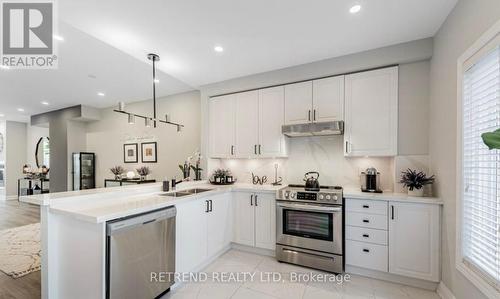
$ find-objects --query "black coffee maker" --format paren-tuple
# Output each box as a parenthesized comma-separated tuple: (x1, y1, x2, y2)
(361, 167, 382, 193)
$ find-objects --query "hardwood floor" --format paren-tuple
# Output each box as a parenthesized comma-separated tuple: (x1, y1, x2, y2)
(0, 200, 41, 299)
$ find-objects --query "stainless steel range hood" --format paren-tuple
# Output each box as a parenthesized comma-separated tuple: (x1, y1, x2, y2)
(282, 121, 344, 137)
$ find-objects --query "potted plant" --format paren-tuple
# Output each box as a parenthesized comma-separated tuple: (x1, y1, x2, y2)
(110, 166, 125, 180)
(136, 166, 151, 181)
(400, 169, 435, 197)
(482, 129, 500, 150)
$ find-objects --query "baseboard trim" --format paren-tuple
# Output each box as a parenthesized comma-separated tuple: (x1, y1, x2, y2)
(437, 281, 456, 299)
(6, 195, 18, 201)
(345, 265, 438, 291)
(230, 243, 275, 257)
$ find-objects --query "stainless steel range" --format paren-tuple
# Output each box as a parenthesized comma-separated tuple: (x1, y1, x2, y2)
(276, 184, 344, 273)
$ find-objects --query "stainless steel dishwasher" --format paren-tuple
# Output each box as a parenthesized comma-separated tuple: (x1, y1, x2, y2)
(106, 206, 176, 299)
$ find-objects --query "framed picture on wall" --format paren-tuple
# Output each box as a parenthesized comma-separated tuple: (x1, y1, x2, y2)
(123, 143, 138, 163)
(141, 142, 157, 163)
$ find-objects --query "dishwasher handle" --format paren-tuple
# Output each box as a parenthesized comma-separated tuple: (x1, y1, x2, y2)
(107, 206, 176, 236)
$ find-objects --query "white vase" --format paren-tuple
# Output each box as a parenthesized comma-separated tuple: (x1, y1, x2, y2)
(408, 188, 424, 197)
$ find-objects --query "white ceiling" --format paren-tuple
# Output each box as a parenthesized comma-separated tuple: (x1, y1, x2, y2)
(0, 0, 457, 122)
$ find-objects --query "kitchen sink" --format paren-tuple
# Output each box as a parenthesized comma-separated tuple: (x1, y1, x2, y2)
(161, 188, 213, 198)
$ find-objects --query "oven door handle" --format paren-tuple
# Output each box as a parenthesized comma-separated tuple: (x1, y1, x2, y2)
(277, 202, 341, 213)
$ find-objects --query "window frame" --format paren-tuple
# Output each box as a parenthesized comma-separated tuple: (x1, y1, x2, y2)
(456, 20, 500, 299)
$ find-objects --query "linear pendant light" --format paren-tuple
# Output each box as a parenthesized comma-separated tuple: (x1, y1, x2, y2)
(114, 53, 184, 130)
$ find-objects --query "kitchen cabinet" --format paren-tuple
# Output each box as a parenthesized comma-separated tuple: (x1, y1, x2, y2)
(207, 193, 233, 257)
(235, 91, 259, 157)
(176, 193, 232, 273)
(284, 76, 344, 125)
(209, 94, 236, 158)
(284, 81, 313, 125)
(233, 191, 275, 250)
(344, 66, 398, 156)
(209, 88, 287, 158)
(312, 76, 345, 122)
(388, 202, 440, 282)
(259, 86, 287, 157)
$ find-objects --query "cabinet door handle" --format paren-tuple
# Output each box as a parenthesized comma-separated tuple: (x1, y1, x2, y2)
(209, 200, 213, 212)
(250, 194, 253, 206)
(362, 234, 370, 238)
(205, 200, 209, 213)
(308, 110, 311, 121)
(345, 141, 349, 154)
(254, 144, 257, 155)
(258, 145, 261, 155)
(313, 109, 316, 121)
(362, 219, 370, 223)
(255, 195, 258, 206)
(362, 205, 369, 209)
(362, 249, 370, 253)
(391, 205, 395, 220)
(231, 145, 234, 155)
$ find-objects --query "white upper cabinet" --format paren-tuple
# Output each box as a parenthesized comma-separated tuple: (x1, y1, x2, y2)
(388, 202, 440, 282)
(259, 86, 287, 157)
(344, 66, 398, 156)
(235, 91, 259, 157)
(312, 76, 345, 122)
(284, 81, 313, 125)
(209, 94, 236, 158)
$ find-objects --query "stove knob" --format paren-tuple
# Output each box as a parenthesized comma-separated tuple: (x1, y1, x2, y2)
(284, 191, 290, 198)
(325, 195, 331, 201)
(332, 195, 338, 201)
(290, 192, 296, 199)
(319, 194, 324, 200)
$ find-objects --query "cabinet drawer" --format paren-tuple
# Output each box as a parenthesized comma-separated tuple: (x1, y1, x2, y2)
(346, 226, 388, 245)
(346, 199, 387, 215)
(346, 240, 388, 272)
(346, 211, 388, 230)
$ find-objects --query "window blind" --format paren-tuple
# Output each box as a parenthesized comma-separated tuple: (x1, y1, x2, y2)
(462, 45, 500, 290)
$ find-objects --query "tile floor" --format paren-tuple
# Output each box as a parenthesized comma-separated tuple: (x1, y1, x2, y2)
(163, 249, 441, 299)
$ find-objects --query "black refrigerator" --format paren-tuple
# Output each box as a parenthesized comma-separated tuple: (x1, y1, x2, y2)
(72, 152, 96, 190)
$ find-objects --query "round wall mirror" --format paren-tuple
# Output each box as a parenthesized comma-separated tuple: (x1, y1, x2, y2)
(35, 137, 50, 168)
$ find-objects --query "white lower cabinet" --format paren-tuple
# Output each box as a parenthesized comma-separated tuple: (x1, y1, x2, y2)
(388, 202, 440, 282)
(176, 193, 232, 273)
(233, 191, 276, 250)
(346, 198, 441, 282)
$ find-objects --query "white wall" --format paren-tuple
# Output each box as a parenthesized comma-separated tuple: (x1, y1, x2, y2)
(26, 125, 49, 167)
(201, 39, 433, 190)
(5, 121, 27, 199)
(0, 121, 5, 163)
(67, 120, 88, 189)
(86, 91, 201, 188)
(429, 1, 500, 299)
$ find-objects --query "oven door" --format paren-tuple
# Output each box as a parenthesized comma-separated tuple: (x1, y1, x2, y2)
(277, 202, 342, 255)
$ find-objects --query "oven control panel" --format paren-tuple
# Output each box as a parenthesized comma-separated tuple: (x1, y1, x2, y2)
(279, 188, 342, 205)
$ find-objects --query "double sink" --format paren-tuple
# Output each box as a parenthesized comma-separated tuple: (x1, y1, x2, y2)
(160, 188, 213, 198)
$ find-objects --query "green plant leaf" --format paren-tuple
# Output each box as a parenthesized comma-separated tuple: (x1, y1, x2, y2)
(178, 165, 184, 172)
(481, 128, 500, 150)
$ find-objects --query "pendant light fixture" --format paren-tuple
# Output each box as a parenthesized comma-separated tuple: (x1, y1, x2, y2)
(114, 53, 184, 131)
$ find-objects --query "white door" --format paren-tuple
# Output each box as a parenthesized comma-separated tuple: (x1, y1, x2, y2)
(312, 76, 344, 122)
(254, 192, 276, 250)
(344, 67, 398, 156)
(259, 86, 287, 157)
(284, 81, 313, 125)
(209, 95, 236, 158)
(175, 199, 208, 273)
(232, 191, 255, 247)
(207, 193, 232, 257)
(389, 202, 440, 282)
(235, 91, 259, 157)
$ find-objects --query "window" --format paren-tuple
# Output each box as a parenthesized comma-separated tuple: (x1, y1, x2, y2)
(461, 41, 500, 292)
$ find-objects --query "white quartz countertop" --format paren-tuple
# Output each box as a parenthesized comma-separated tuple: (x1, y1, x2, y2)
(19, 181, 282, 223)
(343, 189, 443, 205)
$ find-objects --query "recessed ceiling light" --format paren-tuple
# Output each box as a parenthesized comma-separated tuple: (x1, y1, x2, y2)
(53, 34, 64, 41)
(0, 64, 9, 70)
(41, 101, 49, 105)
(97, 92, 105, 97)
(17, 108, 25, 112)
(214, 45, 224, 53)
(154, 79, 160, 83)
(349, 4, 362, 14)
